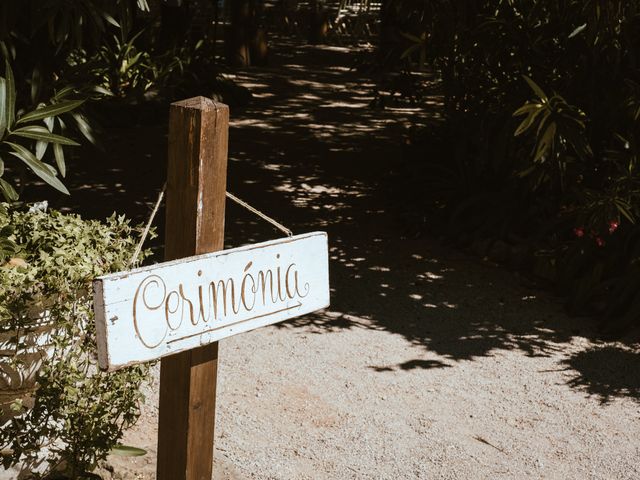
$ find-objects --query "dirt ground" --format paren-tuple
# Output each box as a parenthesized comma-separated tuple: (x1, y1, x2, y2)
(18, 38, 640, 479)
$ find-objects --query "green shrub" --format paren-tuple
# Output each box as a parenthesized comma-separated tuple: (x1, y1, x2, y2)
(0, 56, 83, 202)
(0, 204, 152, 479)
(392, 0, 640, 329)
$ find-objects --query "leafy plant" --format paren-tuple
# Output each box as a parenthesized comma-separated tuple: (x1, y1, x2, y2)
(94, 30, 154, 99)
(514, 76, 592, 192)
(0, 204, 153, 479)
(0, 58, 82, 202)
(390, 0, 640, 329)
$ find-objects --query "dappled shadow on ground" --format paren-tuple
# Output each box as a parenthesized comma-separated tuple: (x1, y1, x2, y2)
(23, 37, 639, 403)
(562, 346, 640, 404)
(370, 359, 452, 372)
(286, 232, 587, 362)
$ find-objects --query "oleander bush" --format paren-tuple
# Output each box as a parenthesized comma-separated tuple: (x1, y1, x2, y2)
(0, 204, 152, 479)
(0, 55, 83, 203)
(387, 0, 640, 331)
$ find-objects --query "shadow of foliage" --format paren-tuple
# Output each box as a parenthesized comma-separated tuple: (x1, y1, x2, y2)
(21, 36, 639, 404)
(563, 346, 640, 404)
(369, 359, 451, 372)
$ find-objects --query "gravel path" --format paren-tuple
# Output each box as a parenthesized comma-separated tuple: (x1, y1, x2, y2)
(94, 38, 640, 479)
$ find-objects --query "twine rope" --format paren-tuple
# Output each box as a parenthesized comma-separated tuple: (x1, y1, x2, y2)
(225, 191, 293, 238)
(130, 182, 166, 266)
(130, 183, 293, 266)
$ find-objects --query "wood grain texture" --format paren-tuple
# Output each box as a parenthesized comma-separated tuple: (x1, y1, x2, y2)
(157, 97, 228, 480)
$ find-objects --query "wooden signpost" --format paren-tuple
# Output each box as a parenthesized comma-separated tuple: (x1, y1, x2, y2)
(94, 231, 329, 369)
(92, 97, 330, 479)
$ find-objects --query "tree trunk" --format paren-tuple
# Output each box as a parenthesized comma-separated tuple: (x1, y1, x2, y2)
(227, 0, 255, 66)
(307, 0, 328, 44)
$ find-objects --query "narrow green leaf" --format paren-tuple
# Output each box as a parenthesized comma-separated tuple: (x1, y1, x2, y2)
(536, 110, 552, 138)
(11, 125, 80, 145)
(128, 52, 143, 68)
(129, 30, 145, 46)
(102, 13, 120, 28)
(92, 85, 114, 97)
(514, 117, 533, 136)
(0, 178, 18, 202)
(513, 102, 542, 117)
(6, 141, 69, 195)
(4, 59, 15, 129)
(53, 142, 65, 177)
(30, 66, 41, 104)
(16, 100, 84, 125)
(35, 140, 47, 160)
(615, 201, 635, 224)
(534, 123, 556, 162)
(0, 41, 9, 60)
(110, 445, 147, 457)
(72, 113, 95, 144)
(568, 23, 587, 39)
(43, 161, 57, 176)
(53, 85, 75, 100)
(514, 107, 546, 136)
(0, 77, 6, 138)
(0, 156, 4, 176)
(522, 75, 548, 102)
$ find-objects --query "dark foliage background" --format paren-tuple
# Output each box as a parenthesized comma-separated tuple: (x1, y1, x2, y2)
(0, 0, 637, 330)
(380, 0, 640, 333)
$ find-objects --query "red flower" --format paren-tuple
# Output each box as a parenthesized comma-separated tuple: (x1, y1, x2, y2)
(573, 227, 585, 238)
(608, 220, 619, 235)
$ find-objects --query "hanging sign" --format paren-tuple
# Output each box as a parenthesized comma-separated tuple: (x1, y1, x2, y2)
(93, 232, 329, 371)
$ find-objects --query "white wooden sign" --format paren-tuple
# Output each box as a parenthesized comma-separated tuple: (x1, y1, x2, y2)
(93, 232, 329, 371)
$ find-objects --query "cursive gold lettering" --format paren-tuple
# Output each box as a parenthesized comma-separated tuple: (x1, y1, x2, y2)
(131, 253, 312, 350)
(179, 284, 195, 326)
(241, 262, 256, 310)
(165, 290, 181, 330)
(295, 270, 310, 298)
(133, 275, 167, 349)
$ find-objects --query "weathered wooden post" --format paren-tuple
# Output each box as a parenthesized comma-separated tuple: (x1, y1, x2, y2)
(157, 97, 228, 480)
(93, 97, 329, 480)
